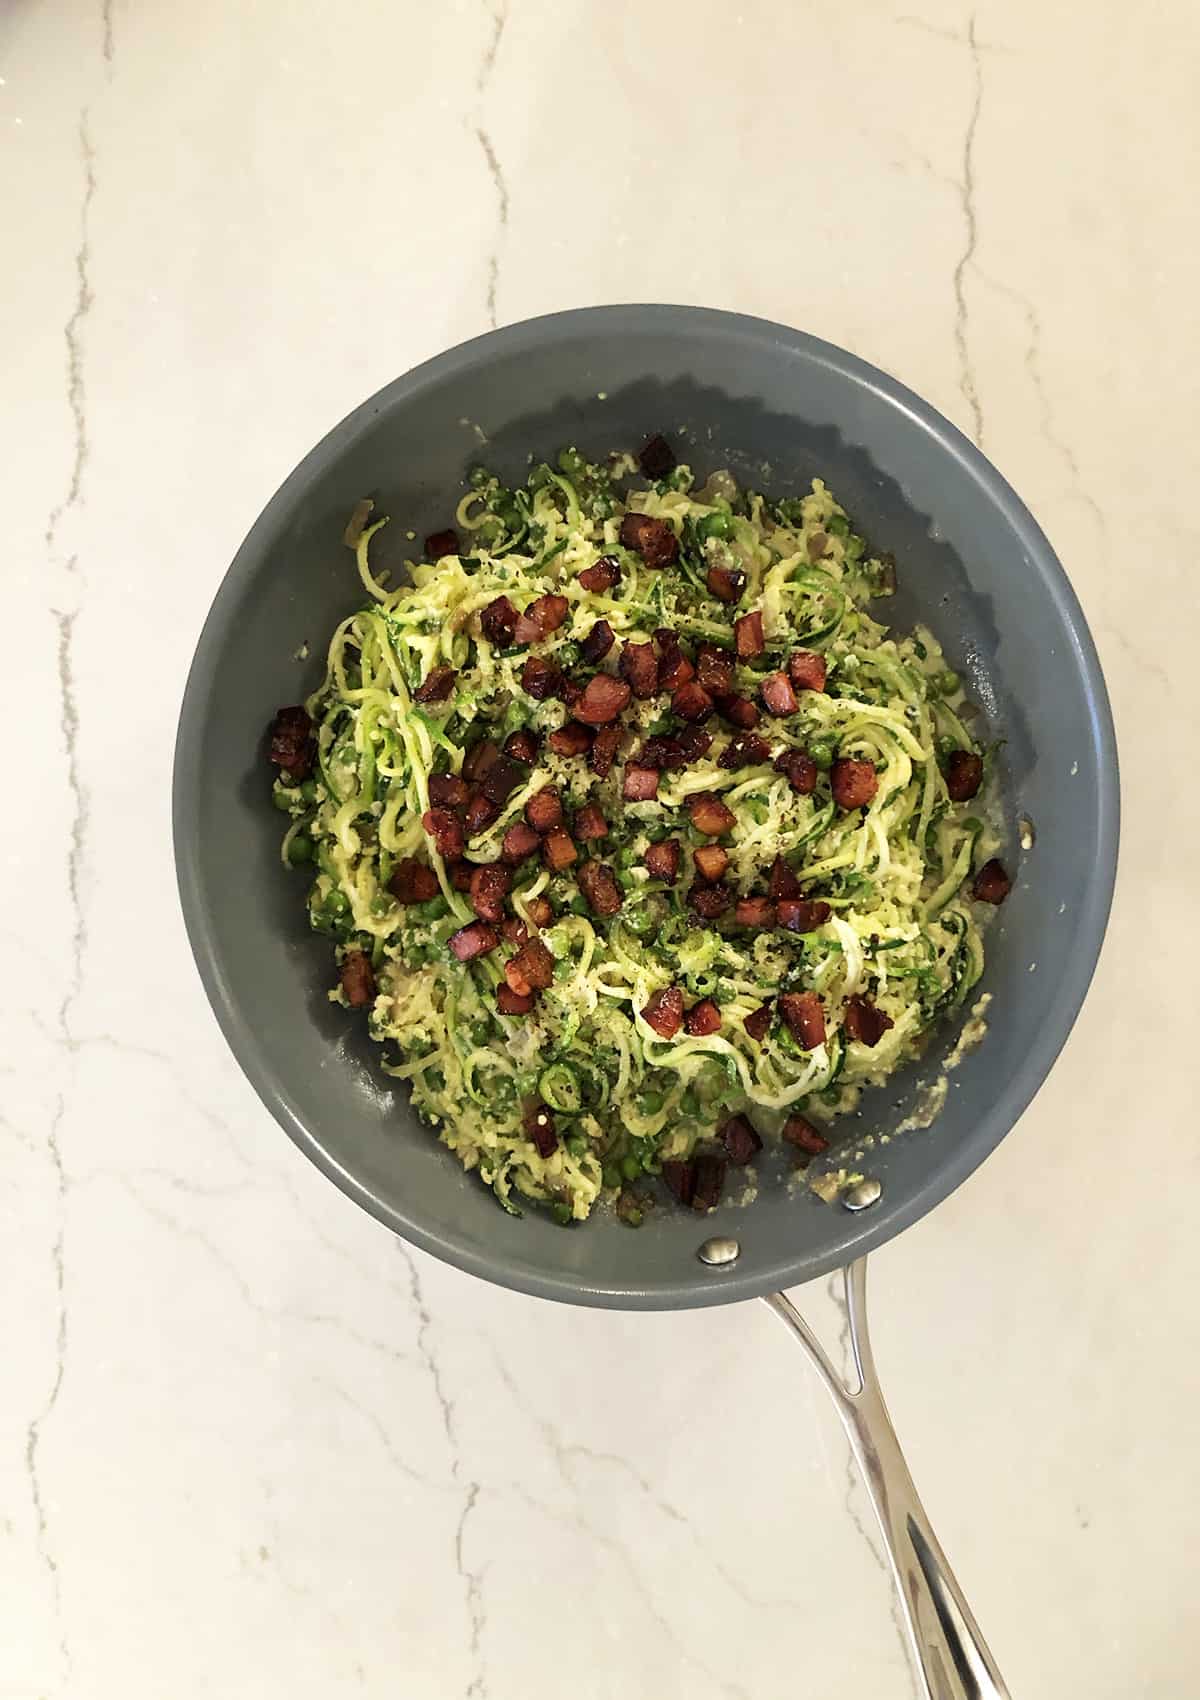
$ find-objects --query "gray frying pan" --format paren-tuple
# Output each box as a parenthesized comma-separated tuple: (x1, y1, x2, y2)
(174, 307, 1118, 1698)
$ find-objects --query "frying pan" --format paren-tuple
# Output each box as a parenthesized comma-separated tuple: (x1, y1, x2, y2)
(173, 306, 1118, 1698)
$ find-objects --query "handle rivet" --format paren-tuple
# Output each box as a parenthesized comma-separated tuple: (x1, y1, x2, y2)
(843, 1178, 882, 1212)
(698, 1236, 741, 1267)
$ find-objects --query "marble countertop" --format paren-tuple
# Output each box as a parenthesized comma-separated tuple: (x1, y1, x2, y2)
(5, 1, 1196, 1695)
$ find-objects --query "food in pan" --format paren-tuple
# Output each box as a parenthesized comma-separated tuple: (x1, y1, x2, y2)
(266, 436, 1009, 1224)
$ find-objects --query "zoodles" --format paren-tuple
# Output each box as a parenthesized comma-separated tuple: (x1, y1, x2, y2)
(265, 437, 1010, 1224)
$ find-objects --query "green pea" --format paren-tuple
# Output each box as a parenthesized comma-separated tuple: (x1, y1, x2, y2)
(468, 465, 490, 489)
(602, 1163, 622, 1190)
(809, 739, 835, 771)
(326, 890, 350, 918)
(696, 510, 732, 540)
(287, 832, 314, 866)
(624, 905, 657, 937)
(644, 822, 669, 843)
(617, 870, 638, 891)
(936, 669, 961, 697)
(620, 1154, 642, 1182)
(416, 895, 449, 922)
(543, 925, 571, 959)
(827, 514, 850, 539)
(299, 778, 319, 804)
(569, 895, 589, 916)
(638, 1091, 665, 1115)
(565, 1133, 588, 1157)
(469, 1020, 491, 1046)
(557, 641, 581, 668)
(551, 1201, 574, 1226)
(272, 788, 297, 813)
(647, 717, 673, 736)
(681, 1088, 700, 1115)
(617, 847, 639, 868)
(557, 446, 586, 476)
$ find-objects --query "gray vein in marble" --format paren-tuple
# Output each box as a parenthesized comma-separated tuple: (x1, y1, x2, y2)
(55, 609, 87, 1028)
(21, 98, 103, 1668)
(886, 24, 989, 444)
(111, 1175, 421, 1368)
(488, 1346, 808, 1617)
(0, 1109, 38, 1155)
(62, 1029, 271, 1176)
(895, 12, 1011, 53)
(45, 115, 96, 553)
(397, 1245, 489, 1699)
(254, 1491, 364, 1683)
(470, 0, 509, 333)
(24, 1093, 71, 1685)
(397, 1246, 459, 1456)
(971, 267, 1167, 693)
(894, 13, 964, 44)
(475, 0, 507, 95)
(102, 0, 114, 64)
(57, 1027, 172, 1064)
(952, 15, 984, 446)
(474, 128, 508, 332)
(272, 1166, 414, 1301)
(20, 605, 92, 1679)
(80, 1163, 258, 1201)
(975, 267, 1105, 531)
(510, 1484, 752, 1700)
(319, 1379, 449, 1494)
(889, 135, 958, 197)
(1095, 615, 1171, 694)
(456, 1484, 487, 1700)
(112, 1178, 271, 1307)
(26, 134, 102, 1644)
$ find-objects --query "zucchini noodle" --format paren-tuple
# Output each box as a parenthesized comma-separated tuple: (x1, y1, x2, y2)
(268, 446, 1004, 1226)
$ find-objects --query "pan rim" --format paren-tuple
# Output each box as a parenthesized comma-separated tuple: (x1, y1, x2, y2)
(173, 303, 1120, 1309)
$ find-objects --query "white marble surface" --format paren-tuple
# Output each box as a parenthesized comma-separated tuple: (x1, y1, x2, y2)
(4, 1, 1197, 1695)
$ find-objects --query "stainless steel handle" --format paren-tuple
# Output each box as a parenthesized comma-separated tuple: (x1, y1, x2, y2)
(765, 1260, 1010, 1700)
